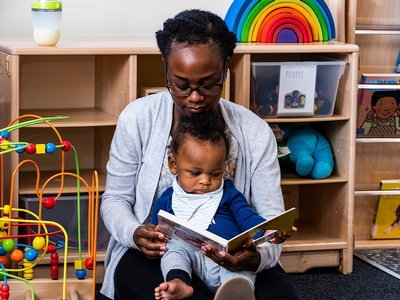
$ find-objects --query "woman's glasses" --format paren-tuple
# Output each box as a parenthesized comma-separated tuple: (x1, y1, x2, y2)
(167, 83, 224, 97)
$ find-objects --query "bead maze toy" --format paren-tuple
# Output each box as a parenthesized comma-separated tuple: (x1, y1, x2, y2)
(0, 115, 101, 299)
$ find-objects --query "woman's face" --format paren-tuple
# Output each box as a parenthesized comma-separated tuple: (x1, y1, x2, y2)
(166, 43, 225, 119)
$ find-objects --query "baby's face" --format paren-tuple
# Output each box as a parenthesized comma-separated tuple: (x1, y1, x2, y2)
(170, 139, 226, 194)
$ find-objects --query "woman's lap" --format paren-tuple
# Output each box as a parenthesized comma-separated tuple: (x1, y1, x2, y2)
(111, 249, 298, 300)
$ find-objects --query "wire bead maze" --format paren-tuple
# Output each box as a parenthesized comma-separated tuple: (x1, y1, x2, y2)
(0, 114, 100, 300)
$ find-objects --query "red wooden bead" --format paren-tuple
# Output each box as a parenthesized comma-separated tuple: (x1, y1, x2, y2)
(85, 257, 94, 270)
(43, 197, 56, 209)
(47, 244, 57, 253)
(25, 143, 36, 154)
(0, 284, 9, 291)
(61, 140, 71, 151)
(0, 284, 9, 300)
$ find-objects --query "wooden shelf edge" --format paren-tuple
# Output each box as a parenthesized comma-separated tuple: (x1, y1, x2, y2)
(19, 108, 118, 128)
(281, 174, 347, 185)
(265, 113, 349, 123)
(356, 137, 400, 143)
(283, 240, 347, 252)
(6, 278, 94, 300)
(18, 169, 106, 195)
(355, 240, 400, 249)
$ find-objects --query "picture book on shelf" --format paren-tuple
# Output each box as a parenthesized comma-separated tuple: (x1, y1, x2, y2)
(356, 73, 400, 136)
(276, 64, 316, 117)
(360, 73, 400, 85)
(395, 49, 400, 73)
(157, 208, 296, 255)
(371, 179, 400, 239)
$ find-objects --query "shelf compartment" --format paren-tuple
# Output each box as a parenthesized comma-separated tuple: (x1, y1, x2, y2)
(283, 226, 347, 252)
(355, 142, 400, 187)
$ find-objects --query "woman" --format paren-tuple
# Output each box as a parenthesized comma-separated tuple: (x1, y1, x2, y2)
(100, 9, 298, 300)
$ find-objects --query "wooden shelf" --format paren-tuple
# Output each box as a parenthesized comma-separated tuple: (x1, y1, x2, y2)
(264, 113, 350, 123)
(355, 240, 400, 249)
(18, 170, 106, 195)
(0, 31, 358, 295)
(281, 174, 347, 186)
(356, 137, 400, 143)
(19, 108, 118, 128)
(351, 0, 400, 254)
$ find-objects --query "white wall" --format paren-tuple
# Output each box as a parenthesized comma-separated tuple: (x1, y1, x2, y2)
(0, 0, 233, 38)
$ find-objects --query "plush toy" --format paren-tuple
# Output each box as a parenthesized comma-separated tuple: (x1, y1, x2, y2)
(278, 124, 334, 179)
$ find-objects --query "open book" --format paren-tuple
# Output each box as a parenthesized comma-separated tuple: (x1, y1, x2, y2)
(157, 207, 296, 254)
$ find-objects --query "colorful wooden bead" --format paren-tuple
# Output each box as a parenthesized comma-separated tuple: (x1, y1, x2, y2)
(85, 257, 94, 270)
(25, 143, 36, 154)
(32, 237, 45, 251)
(62, 140, 71, 151)
(2, 239, 14, 252)
(76, 269, 86, 279)
(10, 249, 24, 262)
(43, 197, 56, 209)
(24, 248, 38, 261)
(45, 142, 56, 154)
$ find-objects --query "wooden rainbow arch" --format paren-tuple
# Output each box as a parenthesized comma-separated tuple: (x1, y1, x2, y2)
(224, 0, 336, 43)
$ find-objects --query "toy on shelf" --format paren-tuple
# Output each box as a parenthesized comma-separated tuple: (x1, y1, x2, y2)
(0, 115, 100, 300)
(277, 124, 334, 179)
(224, 0, 336, 43)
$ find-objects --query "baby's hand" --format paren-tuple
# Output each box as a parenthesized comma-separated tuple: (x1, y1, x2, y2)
(270, 226, 297, 244)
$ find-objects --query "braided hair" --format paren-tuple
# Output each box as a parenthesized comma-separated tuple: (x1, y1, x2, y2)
(155, 9, 237, 64)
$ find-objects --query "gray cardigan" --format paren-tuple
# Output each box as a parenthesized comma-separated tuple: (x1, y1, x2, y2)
(100, 92, 284, 298)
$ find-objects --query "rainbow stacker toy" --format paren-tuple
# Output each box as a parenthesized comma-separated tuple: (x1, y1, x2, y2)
(225, 0, 336, 42)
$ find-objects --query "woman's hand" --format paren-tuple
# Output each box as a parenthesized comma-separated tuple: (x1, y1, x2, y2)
(133, 224, 168, 259)
(201, 237, 260, 272)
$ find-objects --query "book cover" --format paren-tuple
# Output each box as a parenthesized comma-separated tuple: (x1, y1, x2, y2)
(395, 49, 400, 73)
(356, 74, 400, 135)
(157, 207, 296, 254)
(276, 64, 317, 117)
(361, 73, 400, 85)
(371, 180, 400, 239)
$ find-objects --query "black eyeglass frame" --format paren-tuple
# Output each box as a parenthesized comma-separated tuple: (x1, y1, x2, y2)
(164, 62, 227, 97)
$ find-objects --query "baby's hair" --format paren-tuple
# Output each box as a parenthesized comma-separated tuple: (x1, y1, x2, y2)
(170, 113, 229, 157)
(155, 9, 237, 64)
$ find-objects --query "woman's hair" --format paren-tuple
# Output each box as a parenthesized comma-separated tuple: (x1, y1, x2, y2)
(170, 112, 229, 157)
(155, 9, 237, 64)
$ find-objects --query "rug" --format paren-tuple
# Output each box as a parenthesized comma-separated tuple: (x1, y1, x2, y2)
(354, 248, 400, 279)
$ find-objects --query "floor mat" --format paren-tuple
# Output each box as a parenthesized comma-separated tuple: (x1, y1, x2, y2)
(354, 248, 400, 279)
